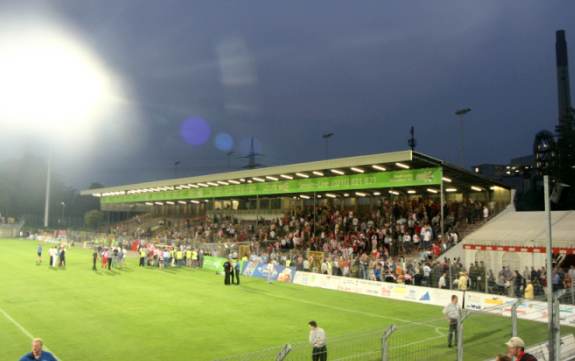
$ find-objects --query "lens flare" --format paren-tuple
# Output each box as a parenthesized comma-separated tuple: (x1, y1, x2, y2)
(214, 132, 234, 152)
(180, 117, 211, 146)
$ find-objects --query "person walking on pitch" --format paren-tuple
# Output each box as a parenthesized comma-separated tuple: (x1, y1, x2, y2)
(36, 244, 43, 265)
(443, 295, 460, 348)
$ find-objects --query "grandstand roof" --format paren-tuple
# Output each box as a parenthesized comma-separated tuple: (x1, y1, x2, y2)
(81, 150, 509, 203)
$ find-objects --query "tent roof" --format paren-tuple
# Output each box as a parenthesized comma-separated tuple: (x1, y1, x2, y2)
(464, 209, 575, 248)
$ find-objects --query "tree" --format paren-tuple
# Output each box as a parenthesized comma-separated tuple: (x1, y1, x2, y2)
(84, 210, 106, 230)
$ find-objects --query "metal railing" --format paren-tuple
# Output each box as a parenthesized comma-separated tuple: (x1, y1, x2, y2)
(213, 328, 390, 361)
(212, 292, 567, 361)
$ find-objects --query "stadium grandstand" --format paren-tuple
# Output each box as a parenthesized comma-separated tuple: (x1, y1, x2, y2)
(80, 149, 575, 303)
(79, 149, 524, 289)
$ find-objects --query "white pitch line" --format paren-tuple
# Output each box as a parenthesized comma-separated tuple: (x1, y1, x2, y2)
(263, 291, 445, 331)
(390, 334, 446, 350)
(0, 306, 62, 361)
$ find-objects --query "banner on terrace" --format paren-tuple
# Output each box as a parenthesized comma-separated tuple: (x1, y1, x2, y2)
(464, 291, 575, 327)
(242, 261, 296, 283)
(102, 167, 442, 204)
(293, 271, 462, 308)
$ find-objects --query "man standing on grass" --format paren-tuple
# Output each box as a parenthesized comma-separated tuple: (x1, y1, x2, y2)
(308, 320, 327, 361)
(223, 259, 232, 285)
(139, 247, 146, 267)
(48, 246, 55, 268)
(36, 244, 43, 265)
(92, 248, 98, 271)
(58, 246, 66, 268)
(20, 338, 57, 361)
(234, 259, 241, 285)
(443, 294, 460, 348)
(230, 259, 236, 285)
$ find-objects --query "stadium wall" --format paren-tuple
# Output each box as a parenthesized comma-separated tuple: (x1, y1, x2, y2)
(291, 271, 575, 327)
(293, 271, 463, 308)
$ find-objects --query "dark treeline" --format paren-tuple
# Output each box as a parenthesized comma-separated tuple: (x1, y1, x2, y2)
(0, 154, 101, 228)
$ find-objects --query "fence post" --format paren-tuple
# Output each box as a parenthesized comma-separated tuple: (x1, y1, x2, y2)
(511, 298, 521, 337)
(456, 310, 469, 361)
(448, 260, 453, 290)
(381, 324, 397, 361)
(550, 290, 565, 361)
(275, 344, 292, 361)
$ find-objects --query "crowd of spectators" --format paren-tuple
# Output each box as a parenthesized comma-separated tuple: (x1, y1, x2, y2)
(106, 197, 575, 301)
(75, 194, 575, 305)
(121, 198, 492, 254)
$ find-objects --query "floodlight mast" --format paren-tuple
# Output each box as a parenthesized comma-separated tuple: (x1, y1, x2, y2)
(43, 149, 52, 228)
(322, 132, 334, 159)
(454, 108, 471, 166)
(0, 22, 127, 228)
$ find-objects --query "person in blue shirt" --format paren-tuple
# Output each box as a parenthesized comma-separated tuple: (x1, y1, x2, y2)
(20, 338, 58, 361)
(36, 244, 43, 265)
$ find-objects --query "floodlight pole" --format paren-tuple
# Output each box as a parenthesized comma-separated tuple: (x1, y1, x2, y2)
(322, 132, 334, 159)
(43, 149, 53, 228)
(454, 108, 471, 166)
(544, 175, 556, 361)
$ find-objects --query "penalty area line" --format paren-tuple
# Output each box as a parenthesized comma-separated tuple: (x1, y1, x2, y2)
(0, 306, 63, 361)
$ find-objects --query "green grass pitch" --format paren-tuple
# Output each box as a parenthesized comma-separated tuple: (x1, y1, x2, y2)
(0, 239, 569, 361)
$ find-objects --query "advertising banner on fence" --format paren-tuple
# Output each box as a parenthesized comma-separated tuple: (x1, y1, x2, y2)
(293, 272, 462, 308)
(242, 261, 296, 283)
(464, 291, 575, 326)
(202, 256, 228, 273)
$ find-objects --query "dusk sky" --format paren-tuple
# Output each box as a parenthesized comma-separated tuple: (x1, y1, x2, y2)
(0, 0, 574, 189)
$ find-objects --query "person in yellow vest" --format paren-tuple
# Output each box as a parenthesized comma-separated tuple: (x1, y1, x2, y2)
(186, 249, 192, 267)
(139, 248, 146, 267)
(191, 250, 198, 268)
(458, 272, 468, 291)
(524, 281, 534, 300)
(170, 249, 176, 267)
(176, 249, 184, 267)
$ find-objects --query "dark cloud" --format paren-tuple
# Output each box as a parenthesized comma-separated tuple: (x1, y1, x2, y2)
(0, 0, 573, 188)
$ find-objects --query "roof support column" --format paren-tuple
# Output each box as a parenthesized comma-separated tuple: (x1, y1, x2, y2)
(440, 176, 445, 237)
(313, 192, 317, 237)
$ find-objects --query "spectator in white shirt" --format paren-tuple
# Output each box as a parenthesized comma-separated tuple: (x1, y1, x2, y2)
(308, 320, 327, 361)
